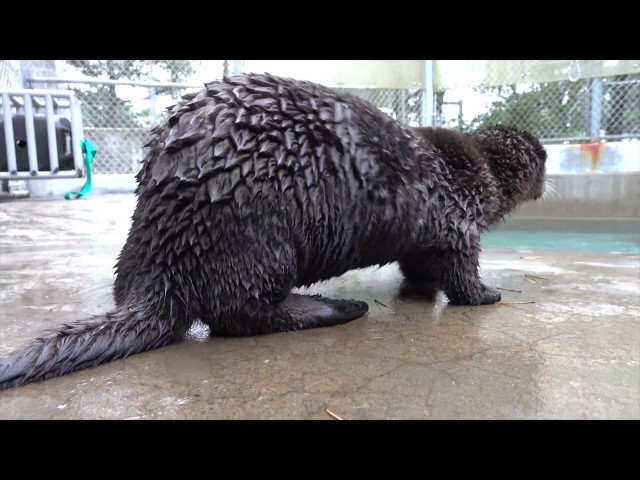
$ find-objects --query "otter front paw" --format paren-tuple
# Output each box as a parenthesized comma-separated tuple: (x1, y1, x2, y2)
(446, 286, 501, 306)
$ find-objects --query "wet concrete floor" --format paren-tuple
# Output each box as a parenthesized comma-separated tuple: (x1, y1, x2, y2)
(0, 194, 638, 419)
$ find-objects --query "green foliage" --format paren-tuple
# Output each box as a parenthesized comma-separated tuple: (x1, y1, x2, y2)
(67, 60, 195, 84)
(76, 87, 141, 128)
(466, 80, 591, 139)
(67, 60, 195, 128)
(465, 74, 640, 140)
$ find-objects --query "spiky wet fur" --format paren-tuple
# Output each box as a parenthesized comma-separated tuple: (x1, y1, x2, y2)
(0, 73, 547, 390)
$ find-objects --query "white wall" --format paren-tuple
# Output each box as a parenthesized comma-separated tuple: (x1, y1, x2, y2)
(545, 141, 640, 174)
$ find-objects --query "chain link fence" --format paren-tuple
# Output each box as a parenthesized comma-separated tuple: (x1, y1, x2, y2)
(0, 60, 22, 88)
(434, 60, 640, 143)
(335, 88, 424, 127)
(13, 60, 640, 174)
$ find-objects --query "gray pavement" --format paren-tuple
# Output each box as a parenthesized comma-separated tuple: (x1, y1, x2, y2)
(0, 194, 638, 419)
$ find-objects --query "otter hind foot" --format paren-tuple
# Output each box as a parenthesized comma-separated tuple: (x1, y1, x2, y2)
(283, 294, 369, 329)
(210, 294, 369, 337)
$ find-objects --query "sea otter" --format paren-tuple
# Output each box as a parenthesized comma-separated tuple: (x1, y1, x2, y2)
(0, 73, 547, 390)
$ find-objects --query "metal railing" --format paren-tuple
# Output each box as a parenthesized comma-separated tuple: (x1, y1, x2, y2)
(0, 88, 85, 179)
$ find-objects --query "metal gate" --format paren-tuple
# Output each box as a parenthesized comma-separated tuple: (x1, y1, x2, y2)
(0, 88, 85, 180)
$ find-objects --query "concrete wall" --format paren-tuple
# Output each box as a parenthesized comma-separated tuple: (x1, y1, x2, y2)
(24, 171, 639, 232)
(545, 141, 639, 174)
(509, 140, 640, 231)
(26, 173, 137, 198)
(516, 173, 639, 219)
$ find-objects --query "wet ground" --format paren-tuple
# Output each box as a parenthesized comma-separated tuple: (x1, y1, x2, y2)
(0, 194, 638, 419)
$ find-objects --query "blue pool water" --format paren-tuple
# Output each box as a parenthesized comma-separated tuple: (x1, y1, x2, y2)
(482, 230, 640, 253)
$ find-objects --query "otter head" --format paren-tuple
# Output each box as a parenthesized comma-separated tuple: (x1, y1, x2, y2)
(469, 125, 547, 217)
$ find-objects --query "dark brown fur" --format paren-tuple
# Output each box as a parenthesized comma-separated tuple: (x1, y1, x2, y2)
(0, 73, 546, 390)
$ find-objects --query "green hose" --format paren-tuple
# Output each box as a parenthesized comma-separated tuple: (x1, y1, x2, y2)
(64, 139, 96, 200)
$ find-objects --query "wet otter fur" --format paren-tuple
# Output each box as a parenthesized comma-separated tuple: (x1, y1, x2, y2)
(0, 73, 547, 390)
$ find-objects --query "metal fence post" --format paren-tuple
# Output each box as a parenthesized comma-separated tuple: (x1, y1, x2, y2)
(400, 89, 407, 124)
(422, 60, 434, 127)
(44, 94, 60, 172)
(19, 61, 31, 88)
(22, 93, 39, 174)
(590, 78, 603, 140)
(233, 61, 244, 76)
(149, 62, 157, 127)
(69, 92, 85, 176)
(2, 92, 17, 173)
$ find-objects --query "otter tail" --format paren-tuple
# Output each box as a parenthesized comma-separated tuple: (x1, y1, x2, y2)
(0, 305, 177, 391)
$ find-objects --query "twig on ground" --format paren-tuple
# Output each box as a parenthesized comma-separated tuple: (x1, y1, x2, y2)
(497, 287, 522, 293)
(525, 274, 547, 280)
(325, 408, 343, 420)
(524, 274, 548, 283)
